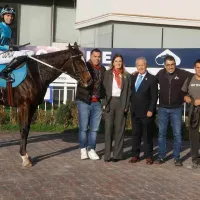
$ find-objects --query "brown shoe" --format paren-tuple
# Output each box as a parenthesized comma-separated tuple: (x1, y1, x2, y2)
(128, 157, 139, 163)
(146, 158, 154, 165)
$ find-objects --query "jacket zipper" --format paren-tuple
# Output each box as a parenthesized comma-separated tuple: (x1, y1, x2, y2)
(169, 80, 171, 105)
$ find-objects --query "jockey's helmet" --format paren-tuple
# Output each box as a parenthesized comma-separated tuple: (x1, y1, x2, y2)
(0, 6, 16, 18)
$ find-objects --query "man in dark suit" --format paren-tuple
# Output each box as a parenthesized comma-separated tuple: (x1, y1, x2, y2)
(129, 57, 158, 165)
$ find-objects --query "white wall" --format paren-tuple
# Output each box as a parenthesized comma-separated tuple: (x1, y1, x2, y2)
(76, 0, 111, 24)
(111, 0, 200, 20)
(76, 0, 200, 28)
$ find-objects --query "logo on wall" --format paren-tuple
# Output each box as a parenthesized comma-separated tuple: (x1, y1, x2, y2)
(155, 49, 181, 66)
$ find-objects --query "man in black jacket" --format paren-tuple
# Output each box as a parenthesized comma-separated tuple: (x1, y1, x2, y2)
(155, 55, 192, 166)
(76, 48, 106, 160)
(129, 57, 158, 165)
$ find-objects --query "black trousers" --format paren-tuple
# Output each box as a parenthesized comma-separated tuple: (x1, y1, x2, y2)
(131, 116, 154, 158)
(104, 97, 126, 160)
(189, 125, 200, 163)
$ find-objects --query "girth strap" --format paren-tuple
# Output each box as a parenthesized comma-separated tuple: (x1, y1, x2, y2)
(7, 82, 14, 106)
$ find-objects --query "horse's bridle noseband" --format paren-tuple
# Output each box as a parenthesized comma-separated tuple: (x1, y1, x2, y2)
(60, 53, 92, 84)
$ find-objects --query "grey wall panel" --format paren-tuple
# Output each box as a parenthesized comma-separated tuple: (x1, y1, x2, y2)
(163, 27, 200, 48)
(95, 24, 112, 35)
(95, 24, 112, 48)
(80, 27, 95, 47)
(19, 5, 51, 46)
(113, 24, 162, 48)
(80, 24, 112, 48)
(95, 34, 112, 48)
(55, 7, 78, 43)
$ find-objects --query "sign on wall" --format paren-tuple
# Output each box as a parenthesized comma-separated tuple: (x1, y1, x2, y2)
(83, 48, 199, 74)
(21, 46, 199, 75)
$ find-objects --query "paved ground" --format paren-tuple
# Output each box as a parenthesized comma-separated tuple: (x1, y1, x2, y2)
(0, 131, 200, 200)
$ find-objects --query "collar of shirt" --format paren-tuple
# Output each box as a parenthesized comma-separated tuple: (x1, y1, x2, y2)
(138, 71, 147, 78)
(135, 71, 147, 86)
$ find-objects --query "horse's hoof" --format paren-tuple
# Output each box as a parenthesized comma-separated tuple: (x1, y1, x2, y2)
(22, 156, 32, 167)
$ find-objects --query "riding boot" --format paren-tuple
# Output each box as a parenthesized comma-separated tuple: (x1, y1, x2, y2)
(5, 55, 28, 73)
(0, 56, 28, 82)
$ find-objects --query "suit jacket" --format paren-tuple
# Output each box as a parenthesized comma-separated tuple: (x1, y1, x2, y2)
(131, 71, 158, 118)
(103, 69, 131, 112)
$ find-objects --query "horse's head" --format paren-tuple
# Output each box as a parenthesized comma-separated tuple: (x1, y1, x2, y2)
(63, 42, 92, 88)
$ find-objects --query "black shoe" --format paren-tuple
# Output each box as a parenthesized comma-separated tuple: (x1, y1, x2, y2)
(174, 159, 183, 167)
(104, 159, 112, 162)
(190, 161, 200, 169)
(112, 159, 121, 162)
(154, 158, 165, 164)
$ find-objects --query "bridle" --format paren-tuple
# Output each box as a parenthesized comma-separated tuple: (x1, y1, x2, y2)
(28, 52, 92, 84)
(60, 53, 91, 83)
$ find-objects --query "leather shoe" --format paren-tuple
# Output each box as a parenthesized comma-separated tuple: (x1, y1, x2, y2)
(104, 159, 112, 162)
(146, 158, 153, 165)
(112, 159, 121, 162)
(128, 157, 139, 163)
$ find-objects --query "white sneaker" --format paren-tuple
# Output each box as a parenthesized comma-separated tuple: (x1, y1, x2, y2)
(81, 148, 88, 160)
(88, 149, 100, 160)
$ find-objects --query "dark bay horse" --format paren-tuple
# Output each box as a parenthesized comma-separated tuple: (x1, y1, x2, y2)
(0, 43, 92, 167)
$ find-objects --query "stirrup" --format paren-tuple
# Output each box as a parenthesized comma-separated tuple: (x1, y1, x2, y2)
(5, 77, 14, 83)
(0, 73, 14, 82)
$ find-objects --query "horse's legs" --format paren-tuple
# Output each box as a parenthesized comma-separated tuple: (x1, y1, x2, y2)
(18, 104, 36, 167)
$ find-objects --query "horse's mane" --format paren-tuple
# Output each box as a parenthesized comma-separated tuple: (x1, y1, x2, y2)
(35, 49, 69, 59)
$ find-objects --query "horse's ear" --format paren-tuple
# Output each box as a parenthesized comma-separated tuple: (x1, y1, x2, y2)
(74, 42, 79, 50)
(68, 43, 72, 50)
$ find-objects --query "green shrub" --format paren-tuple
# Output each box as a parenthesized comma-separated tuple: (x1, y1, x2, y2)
(10, 107, 18, 125)
(36, 109, 55, 125)
(0, 106, 7, 125)
(55, 101, 78, 127)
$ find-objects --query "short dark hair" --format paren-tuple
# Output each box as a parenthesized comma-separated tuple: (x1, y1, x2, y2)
(91, 48, 101, 55)
(194, 59, 200, 66)
(164, 55, 175, 63)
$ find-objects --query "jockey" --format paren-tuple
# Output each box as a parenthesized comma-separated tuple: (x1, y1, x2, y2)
(0, 5, 27, 82)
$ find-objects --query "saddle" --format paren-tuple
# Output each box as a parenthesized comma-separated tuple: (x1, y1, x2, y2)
(0, 62, 28, 106)
(0, 63, 28, 88)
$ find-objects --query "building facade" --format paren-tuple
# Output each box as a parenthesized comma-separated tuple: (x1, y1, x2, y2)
(75, 0, 200, 48)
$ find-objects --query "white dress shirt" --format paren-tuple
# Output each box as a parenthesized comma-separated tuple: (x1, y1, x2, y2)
(112, 73, 121, 97)
(135, 71, 147, 87)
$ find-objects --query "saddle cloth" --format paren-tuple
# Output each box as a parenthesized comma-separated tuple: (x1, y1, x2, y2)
(0, 63, 27, 88)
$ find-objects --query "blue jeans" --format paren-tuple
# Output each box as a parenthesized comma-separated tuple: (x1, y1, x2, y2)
(158, 107, 182, 160)
(77, 100, 102, 150)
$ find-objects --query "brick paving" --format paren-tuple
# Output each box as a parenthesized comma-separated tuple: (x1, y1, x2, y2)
(0, 131, 200, 200)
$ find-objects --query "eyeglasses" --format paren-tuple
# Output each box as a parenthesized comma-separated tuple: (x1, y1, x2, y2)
(165, 64, 175, 67)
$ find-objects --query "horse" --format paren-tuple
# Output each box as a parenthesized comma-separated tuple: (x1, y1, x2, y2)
(0, 42, 92, 167)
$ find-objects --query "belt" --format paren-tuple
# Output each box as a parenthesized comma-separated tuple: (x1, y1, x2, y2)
(90, 96, 100, 102)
